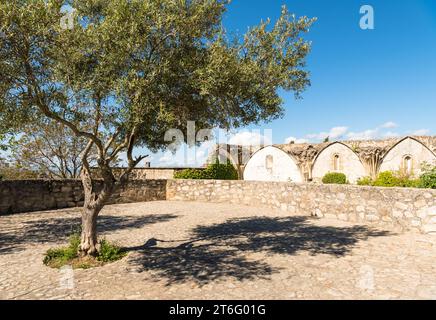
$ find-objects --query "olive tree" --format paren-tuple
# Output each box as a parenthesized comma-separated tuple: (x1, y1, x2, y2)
(0, 0, 315, 255)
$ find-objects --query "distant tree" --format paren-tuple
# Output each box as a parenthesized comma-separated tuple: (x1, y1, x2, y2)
(0, 157, 41, 180)
(9, 120, 91, 179)
(0, 0, 315, 256)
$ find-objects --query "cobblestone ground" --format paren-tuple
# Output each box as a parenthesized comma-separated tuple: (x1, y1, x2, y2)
(1, 201, 436, 300)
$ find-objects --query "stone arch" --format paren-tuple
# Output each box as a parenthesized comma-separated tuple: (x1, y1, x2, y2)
(312, 142, 366, 183)
(379, 137, 436, 176)
(243, 146, 303, 182)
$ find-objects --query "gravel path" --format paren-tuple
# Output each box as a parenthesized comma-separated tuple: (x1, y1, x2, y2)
(1, 201, 436, 300)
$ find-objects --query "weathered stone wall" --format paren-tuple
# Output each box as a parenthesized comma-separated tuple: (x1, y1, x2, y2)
(166, 180, 436, 234)
(0, 179, 167, 215)
(92, 168, 205, 180)
(2, 178, 435, 235)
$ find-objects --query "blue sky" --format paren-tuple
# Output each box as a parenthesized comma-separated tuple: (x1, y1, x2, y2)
(148, 0, 436, 166)
(223, 0, 436, 142)
(4, 1, 435, 167)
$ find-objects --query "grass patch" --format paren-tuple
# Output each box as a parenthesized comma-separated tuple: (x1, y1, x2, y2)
(43, 233, 126, 269)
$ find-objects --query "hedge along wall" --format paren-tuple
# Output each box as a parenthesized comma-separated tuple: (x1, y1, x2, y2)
(166, 180, 436, 234)
(0, 179, 167, 215)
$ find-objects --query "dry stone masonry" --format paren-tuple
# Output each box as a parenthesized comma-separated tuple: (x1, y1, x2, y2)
(1, 178, 435, 235)
(211, 136, 436, 183)
(0, 179, 167, 215)
(166, 180, 436, 234)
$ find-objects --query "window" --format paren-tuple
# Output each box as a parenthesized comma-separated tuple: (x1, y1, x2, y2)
(333, 154, 340, 171)
(403, 156, 412, 175)
(265, 155, 273, 173)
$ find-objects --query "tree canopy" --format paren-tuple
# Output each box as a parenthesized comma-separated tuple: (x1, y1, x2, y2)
(0, 0, 315, 255)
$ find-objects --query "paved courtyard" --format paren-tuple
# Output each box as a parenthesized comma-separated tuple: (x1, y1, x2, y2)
(1, 201, 436, 300)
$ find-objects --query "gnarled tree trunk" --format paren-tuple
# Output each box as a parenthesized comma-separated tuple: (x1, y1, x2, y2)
(79, 160, 115, 256)
(80, 204, 99, 256)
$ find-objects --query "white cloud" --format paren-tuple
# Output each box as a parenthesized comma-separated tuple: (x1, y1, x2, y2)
(380, 121, 398, 129)
(383, 131, 400, 138)
(155, 141, 214, 167)
(306, 126, 349, 141)
(346, 122, 403, 141)
(228, 131, 271, 146)
(329, 126, 349, 139)
(411, 129, 430, 136)
(346, 129, 379, 140)
(284, 136, 308, 144)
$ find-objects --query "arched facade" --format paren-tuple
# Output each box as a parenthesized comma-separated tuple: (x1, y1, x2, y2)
(243, 146, 303, 182)
(379, 137, 436, 176)
(312, 142, 366, 183)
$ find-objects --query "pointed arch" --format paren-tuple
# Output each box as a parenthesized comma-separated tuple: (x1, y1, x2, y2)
(244, 146, 303, 182)
(312, 142, 366, 183)
(380, 136, 436, 176)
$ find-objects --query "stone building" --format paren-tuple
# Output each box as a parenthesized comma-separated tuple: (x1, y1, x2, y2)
(211, 136, 436, 184)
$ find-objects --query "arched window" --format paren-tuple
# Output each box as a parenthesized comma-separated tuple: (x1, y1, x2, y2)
(265, 155, 273, 173)
(403, 156, 412, 175)
(333, 154, 340, 171)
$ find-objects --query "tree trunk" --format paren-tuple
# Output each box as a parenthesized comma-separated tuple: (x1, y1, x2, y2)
(80, 203, 99, 256)
(79, 163, 115, 256)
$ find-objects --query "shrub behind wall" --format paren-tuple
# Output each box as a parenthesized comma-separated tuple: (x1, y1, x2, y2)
(357, 170, 429, 188)
(174, 161, 238, 180)
(322, 172, 347, 184)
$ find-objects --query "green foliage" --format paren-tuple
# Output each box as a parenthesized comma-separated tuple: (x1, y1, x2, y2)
(174, 168, 208, 180)
(0, 0, 315, 152)
(1, 0, 315, 255)
(97, 239, 126, 262)
(203, 161, 239, 180)
(357, 176, 373, 186)
(372, 171, 398, 187)
(322, 172, 347, 184)
(419, 164, 436, 189)
(0, 162, 42, 180)
(174, 161, 238, 180)
(43, 232, 126, 268)
(358, 171, 422, 188)
(43, 233, 81, 267)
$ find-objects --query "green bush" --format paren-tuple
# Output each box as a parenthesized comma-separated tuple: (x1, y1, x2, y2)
(357, 176, 373, 186)
(322, 172, 347, 184)
(174, 168, 206, 179)
(419, 164, 436, 189)
(97, 239, 126, 262)
(43, 232, 126, 268)
(43, 233, 80, 267)
(174, 161, 238, 180)
(365, 171, 421, 188)
(372, 171, 398, 187)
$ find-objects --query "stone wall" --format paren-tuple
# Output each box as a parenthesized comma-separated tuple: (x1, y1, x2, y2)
(0, 179, 167, 215)
(2, 178, 436, 234)
(166, 180, 436, 234)
(92, 168, 205, 180)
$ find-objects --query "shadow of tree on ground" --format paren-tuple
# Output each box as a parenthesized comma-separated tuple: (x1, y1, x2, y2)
(0, 214, 178, 255)
(128, 216, 392, 286)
